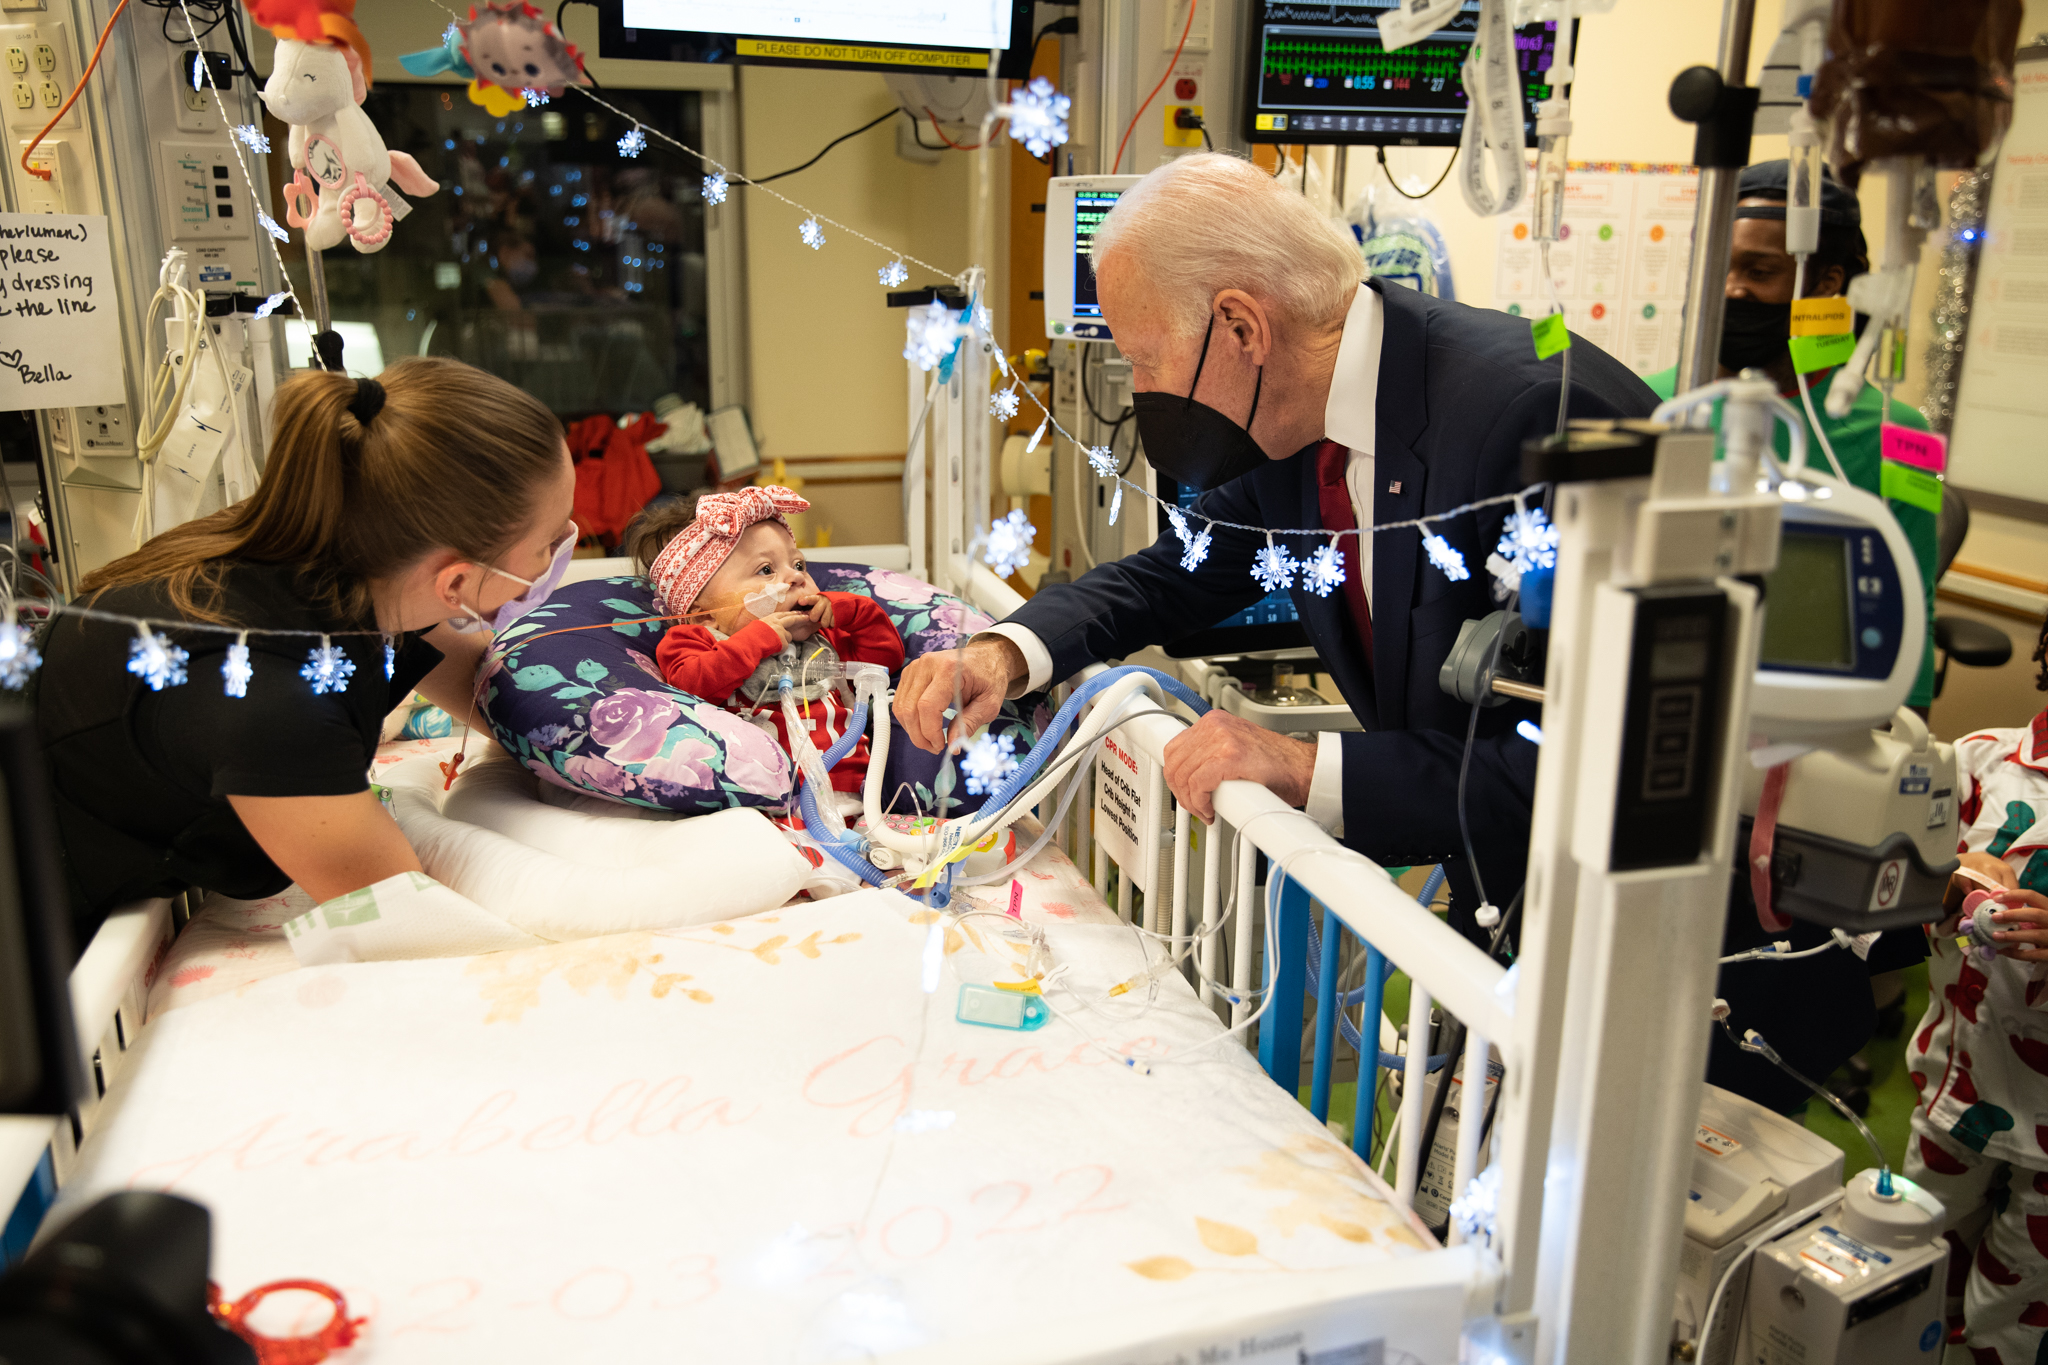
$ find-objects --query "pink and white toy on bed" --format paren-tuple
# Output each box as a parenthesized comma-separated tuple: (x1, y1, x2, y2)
(260, 36, 438, 253)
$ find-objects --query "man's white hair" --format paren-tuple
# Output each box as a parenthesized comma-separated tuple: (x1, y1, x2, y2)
(1091, 153, 1363, 342)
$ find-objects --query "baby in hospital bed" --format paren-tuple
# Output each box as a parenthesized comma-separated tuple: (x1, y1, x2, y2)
(629, 486, 906, 804)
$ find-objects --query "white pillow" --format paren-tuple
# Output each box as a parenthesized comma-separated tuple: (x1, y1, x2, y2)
(387, 784, 809, 940)
(445, 750, 704, 864)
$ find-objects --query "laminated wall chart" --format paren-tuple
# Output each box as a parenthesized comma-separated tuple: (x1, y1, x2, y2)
(1494, 163, 1701, 375)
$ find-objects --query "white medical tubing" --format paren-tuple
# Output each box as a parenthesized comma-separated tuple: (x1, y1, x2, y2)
(1397, 978, 1434, 1208)
(1231, 832, 1256, 1028)
(1651, 382, 1806, 485)
(1447, 1030, 1489, 1245)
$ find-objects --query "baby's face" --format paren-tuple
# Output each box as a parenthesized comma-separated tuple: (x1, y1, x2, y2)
(691, 521, 817, 632)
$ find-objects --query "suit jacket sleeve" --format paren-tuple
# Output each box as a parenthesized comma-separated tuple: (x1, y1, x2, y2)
(1003, 476, 1272, 680)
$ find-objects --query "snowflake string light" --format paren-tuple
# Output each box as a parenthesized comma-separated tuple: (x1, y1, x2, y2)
(1422, 532, 1469, 582)
(522, 88, 548, 107)
(252, 291, 291, 320)
(1108, 483, 1123, 526)
(989, 386, 1020, 420)
(383, 634, 397, 679)
(798, 217, 825, 250)
(702, 172, 728, 206)
(982, 510, 1036, 578)
(256, 210, 290, 244)
(960, 731, 1018, 796)
(1179, 524, 1212, 573)
(1486, 504, 1559, 597)
(903, 299, 966, 371)
(232, 124, 271, 155)
(1006, 76, 1072, 158)
(1302, 542, 1346, 598)
(127, 630, 189, 691)
(878, 258, 908, 288)
(0, 622, 40, 690)
(301, 637, 356, 695)
(973, 302, 993, 335)
(1026, 418, 1048, 454)
(1086, 445, 1117, 477)
(1165, 505, 1190, 546)
(442, 20, 461, 45)
(617, 127, 647, 158)
(1251, 539, 1299, 593)
(221, 634, 252, 699)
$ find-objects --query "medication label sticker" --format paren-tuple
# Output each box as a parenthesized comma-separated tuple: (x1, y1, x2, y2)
(1881, 460, 1944, 514)
(1694, 1123, 1742, 1158)
(1882, 423, 1948, 472)
(1531, 310, 1571, 360)
(1789, 296, 1853, 336)
(1788, 330, 1857, 373)
(1900, 762, 1932, 796)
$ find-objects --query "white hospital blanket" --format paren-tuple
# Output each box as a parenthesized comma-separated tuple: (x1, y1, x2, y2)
(62, 892, 1463, 1364)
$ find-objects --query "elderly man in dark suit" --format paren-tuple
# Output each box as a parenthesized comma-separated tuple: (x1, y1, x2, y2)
(895, 153, 1658, 930)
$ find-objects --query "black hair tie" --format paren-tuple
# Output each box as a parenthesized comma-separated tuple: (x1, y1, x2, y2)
(348, 377, 386, 425)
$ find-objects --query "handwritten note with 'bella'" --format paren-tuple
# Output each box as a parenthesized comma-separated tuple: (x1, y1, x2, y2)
(0, 213, 124, 411)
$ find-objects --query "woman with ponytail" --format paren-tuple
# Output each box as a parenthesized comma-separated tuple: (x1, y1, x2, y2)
(35, 357, 575, 951)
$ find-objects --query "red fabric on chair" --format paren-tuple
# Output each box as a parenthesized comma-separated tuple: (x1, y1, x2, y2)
(567, 414, 663, 550)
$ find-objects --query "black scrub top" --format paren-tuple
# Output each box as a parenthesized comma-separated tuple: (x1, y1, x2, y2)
(34, 562, 443, 947)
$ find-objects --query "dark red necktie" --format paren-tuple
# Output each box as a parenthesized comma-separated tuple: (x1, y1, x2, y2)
(1314, 439, 1373, 668)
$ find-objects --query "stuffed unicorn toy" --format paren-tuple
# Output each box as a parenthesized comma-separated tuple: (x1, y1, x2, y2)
(262, 38, 438, 253)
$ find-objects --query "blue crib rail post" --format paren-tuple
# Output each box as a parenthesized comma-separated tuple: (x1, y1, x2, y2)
(1308, 901, 1341, 1122)
(1352, 945, 1386, 1160)
(1256, 874, 1310, 1090)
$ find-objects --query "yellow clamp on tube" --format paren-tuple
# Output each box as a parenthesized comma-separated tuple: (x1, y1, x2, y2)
(908, 827, 1005, 889)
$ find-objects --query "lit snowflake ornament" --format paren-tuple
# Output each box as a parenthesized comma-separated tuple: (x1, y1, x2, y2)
(443, 20, 461, 45)
(383, 634, 397, 679)
(256, 210, 290, 244)
(903, 299, 966, 371)
(1448, 1165, 1502, 1249)
(252, 291, 291, 320)
(879, 257, 908, 288)
(1086, 445, 1116, 477)
(617, 127, 647, 158)
(301, 637, 356, 695)
(798, 217, 825, 250)
(989, 386, 1021, 420)
(1486, 504, 1559, 598)
(128, 630, 189, 691)
(1423, 532, 1469, 582)
(702, 172, 728, 206)
(1108, 483, 1123, 526)
(1026, 418, 1048, 454)
(522, 88, 549, 107)
(232, 124, 271, 155)
(1178, 524, 1212, 573)
(0, 622, 40, 690)
(1165, 505, 1190, 546)
(982, 510, 1036, 578)
(1006, 76, 1072, 158)
(1302, 542, 1346, 598)
(221, 634, 252, 699)
(959, 731, 1018, 796)
(973, 302, 993, 336)
(1251, 539, 1299, 593)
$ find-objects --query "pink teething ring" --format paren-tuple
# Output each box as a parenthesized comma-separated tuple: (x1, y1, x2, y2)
(338, 172, 394, 247)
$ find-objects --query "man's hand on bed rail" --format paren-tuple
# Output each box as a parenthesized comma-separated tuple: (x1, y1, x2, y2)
(1164, 711, 1315, 824)
(894, 637, 1026, 752)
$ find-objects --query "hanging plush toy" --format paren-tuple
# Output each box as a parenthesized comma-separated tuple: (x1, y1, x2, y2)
(399, 2, 588, 117)
(246, 0, 439, 254)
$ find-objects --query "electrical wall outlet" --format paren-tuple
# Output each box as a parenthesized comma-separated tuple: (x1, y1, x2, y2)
(13, 133, 65, 209)
(1163, 0, 1212, 53)
(0, 21, 75, 131)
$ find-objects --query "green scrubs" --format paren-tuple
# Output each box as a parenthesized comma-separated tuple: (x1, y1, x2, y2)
(1645, 366, 1940, 708)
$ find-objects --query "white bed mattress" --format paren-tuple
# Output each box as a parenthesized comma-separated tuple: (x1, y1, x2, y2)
(59, 890, 1473, 1364)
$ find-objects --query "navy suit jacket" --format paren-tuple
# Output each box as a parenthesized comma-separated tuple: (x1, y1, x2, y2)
(1008, 280, 1659, 925)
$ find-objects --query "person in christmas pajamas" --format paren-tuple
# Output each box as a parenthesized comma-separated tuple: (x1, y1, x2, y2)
(1905, 610, 2048, 1363)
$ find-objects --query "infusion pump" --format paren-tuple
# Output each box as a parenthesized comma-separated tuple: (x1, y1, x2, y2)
(2, 0, 289, 588)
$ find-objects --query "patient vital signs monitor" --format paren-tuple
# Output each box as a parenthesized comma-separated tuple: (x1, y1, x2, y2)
(1244, 0, 1570, 146)
(601, 0, 1034, 74)
(1043, 176, 1141, 343)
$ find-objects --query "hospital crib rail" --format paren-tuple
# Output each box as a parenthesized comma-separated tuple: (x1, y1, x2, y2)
(1052, 678, 1534, 1277)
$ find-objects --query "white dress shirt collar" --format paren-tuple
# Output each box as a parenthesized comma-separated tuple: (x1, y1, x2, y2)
(1323, 283, 1383, 457)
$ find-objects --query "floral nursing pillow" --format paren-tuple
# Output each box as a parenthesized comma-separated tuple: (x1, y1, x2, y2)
(480, 566, 1043, 816)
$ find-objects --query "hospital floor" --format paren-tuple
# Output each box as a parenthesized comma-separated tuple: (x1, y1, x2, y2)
(1311, 963, 1929, 1191)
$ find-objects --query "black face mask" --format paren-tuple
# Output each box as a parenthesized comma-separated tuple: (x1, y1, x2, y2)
(1131, 317, 1268, 491)
(1719, 296, 1793, 374)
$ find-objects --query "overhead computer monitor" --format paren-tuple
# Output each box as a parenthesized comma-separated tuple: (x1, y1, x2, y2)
(1042, 175, 1141, 344)
(1154, 474, 1312, 659)
(599, 0, 1035, 76)
(1243, 0, 1572, 147)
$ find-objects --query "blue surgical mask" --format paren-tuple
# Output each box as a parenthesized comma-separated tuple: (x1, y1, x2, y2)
(446, 523, 578, 634)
